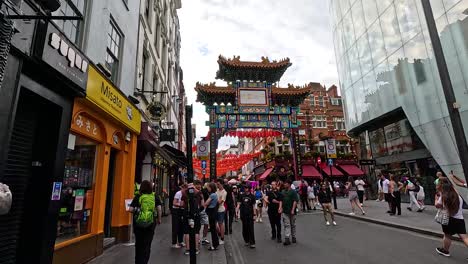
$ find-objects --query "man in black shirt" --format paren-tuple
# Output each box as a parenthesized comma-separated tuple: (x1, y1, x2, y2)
(224, 179, 235, 235)
(265, 181, 283, 243)
(237, 184, 256, 248)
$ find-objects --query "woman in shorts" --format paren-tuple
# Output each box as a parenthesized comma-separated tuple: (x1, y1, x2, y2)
(254, 187, 264, 222)
(346, 176, 365, 215)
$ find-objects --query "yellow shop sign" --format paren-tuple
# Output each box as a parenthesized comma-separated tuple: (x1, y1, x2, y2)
(86, 65, 141, 133)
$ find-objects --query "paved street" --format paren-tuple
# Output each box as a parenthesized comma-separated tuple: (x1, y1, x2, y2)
(226, 212, 467, 264)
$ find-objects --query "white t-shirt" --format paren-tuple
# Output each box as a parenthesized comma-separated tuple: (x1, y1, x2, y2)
(216, 189, 227, 212)
(355, 180, 365, 191)
(174, 190, 182, 208)
(382, 179, 390, 194)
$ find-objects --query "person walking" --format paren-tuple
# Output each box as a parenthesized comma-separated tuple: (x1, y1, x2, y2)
(318, 182, 336, 226)
(380, 174, 391, 212)
(406, 178, 423, 212)
(415, 180, 426, 210)
(254, 186, 264, 222)
(223, 179, 235, 234)
(129, 180, 161, 264)
(232, 185, 240, 221)
(216, 179, 227, 244)
(171, 183, 187, 248)
(376, 174, 384, 202)
(389, 175, 403, 216)
(265, 181, 283, 243)
(307, 183, 316, 210)
(282, 180, 299, 246)
(181, 182, 203, 255)
(237, 184, 256, 248)
(355, 177, 366, 206)
(198, 182, 210, 245)
(204, 182, 219, 251)
(346, 176, 365, 215)
(435, 178, 468, 258)
(299, 180, 310, 212)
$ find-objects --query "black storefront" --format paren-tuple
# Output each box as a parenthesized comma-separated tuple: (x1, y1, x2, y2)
(0, 2, 88, 263)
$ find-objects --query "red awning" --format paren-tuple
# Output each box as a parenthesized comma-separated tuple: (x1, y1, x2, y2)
(322, 166, 344, 177)
(302, 165, 322, 178)
(339, 164, 365, 176)
(259, 168, 273, 180)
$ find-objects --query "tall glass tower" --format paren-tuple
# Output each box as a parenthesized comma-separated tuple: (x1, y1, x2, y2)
(329, 0, 468, 198)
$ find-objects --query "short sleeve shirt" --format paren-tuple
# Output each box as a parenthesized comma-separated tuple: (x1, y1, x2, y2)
(216, 189, 227, 212)
(382, 179, 390, 193)
(282, 189, 299, 215)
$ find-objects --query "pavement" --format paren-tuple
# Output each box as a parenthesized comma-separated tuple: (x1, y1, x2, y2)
(322, 198, 468, 240)
(87, 215, 227, 264)
(226, 212, 467, 264)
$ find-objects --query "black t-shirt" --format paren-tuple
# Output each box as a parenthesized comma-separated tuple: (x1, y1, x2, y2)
(239, 193, 255, 218)
(318, 190, 332, 204)
(267, 190, 283, 212)
(224, 184, 234, 207)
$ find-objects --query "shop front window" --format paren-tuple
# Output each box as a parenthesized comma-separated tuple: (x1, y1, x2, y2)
(56, 134, 97, 244)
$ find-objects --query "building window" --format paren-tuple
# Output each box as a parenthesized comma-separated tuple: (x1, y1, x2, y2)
(310, 96, 315, 106)
(333, 117, 345, 130)
(56, 134, 97, 244)
(318, 96, 325, 107)
(154, 18, 160, 56)
(106, 19, 123, 83)
(330, 98, 341, 106)
(53, 0, 86, 46)
(313, 115, 327, 128)
(152, 74, 159, 93)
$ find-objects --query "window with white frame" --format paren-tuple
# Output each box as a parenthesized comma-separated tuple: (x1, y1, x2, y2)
(310, 95, 315, 106)
(330, 98, 342, 106)
(318, 96, 325, 107)
(106, 19, 123, 83)
(333, 117, 346, 130)
(313, 115, 327, 128)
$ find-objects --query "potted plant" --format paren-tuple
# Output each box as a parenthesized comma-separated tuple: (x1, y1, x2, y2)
(283, 139, 289, 145)
(268, 141, 276, 147)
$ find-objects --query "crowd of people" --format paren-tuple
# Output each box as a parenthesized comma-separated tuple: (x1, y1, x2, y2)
(126, 169, 468, 263)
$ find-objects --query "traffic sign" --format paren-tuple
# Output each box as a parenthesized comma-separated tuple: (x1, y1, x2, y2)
(325, 139, 337, 159)
(328, 158, 334, 166)
(197, 140, 209, 160)
(201, 160, 207, 169)
(202, 169, 206, 175)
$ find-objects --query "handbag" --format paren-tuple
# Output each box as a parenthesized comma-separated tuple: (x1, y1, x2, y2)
(435, 208, 449, 226)
(0, 183, 12, 215)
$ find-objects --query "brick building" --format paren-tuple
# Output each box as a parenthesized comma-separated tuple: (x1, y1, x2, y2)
(297, 83, 354, 156)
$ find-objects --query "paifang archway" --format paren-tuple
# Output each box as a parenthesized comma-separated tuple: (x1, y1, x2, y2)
(195, 55, 311, 181)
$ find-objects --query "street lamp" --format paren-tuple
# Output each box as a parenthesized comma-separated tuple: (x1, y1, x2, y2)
(319, 130, 338, 210)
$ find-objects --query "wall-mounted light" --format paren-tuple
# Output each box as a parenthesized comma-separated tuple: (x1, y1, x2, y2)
(125, 131, 131, 142)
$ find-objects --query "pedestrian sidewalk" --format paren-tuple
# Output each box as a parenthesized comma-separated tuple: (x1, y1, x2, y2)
(329, 198, 468, 240)
(88, 216, 227, 264)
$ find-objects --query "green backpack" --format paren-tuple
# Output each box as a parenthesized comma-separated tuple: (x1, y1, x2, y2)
(135, 193, 155, 228)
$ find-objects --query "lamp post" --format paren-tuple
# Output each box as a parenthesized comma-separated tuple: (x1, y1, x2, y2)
(185, 105, 196, 264)
(320, 132, 338, 210)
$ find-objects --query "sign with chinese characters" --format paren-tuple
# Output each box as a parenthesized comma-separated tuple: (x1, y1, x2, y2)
(215, 105, 292, 115)
(293, 131, 302, 176)
(212, 120, 299, 129)
(73, 114, 101, 139)
(86, 65, 141, 133)
(238, 89, 267, 106)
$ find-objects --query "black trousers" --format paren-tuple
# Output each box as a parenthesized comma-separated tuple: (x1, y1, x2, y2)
(171, 209, 184, 244)
(301, 195, 310, 211)
(134, 226, 154, 264)
(207, 208, 219, 248)
(241, 216, 255, 245)
(268, 210, 281, 239)
(225, 205, 235, 233)
(357, 190, 365, 204)
(391, 192, 401, 215)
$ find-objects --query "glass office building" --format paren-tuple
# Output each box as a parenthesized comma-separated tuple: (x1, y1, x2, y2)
(329, 0, 468, 198)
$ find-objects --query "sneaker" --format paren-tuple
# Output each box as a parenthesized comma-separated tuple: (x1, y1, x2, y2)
(292, 237, 297, 243)
(326, 221, 330, 226)
(362, 211, 366, 215)
(417, 208, 423, 212)
(283, 238, 291, 246)
(349, 212, 355, 215)
(277, 237, 282, 243)
(208, 247, 217, 251)
(407, 207, 412, 211)
(172, 244, 181, 249)
(259, 218, 263, 223)
(219, 240, 225, 245)
(250, 244, 256, 249)
(184, 250, 190, 255)
(201, 239, 210, 245)
(180, 242, 186, 247)
(436, 247, 450, 257)
(244, 243, 250, 247)
(333, 221, 337, 226)
(196, 250, 200, 255)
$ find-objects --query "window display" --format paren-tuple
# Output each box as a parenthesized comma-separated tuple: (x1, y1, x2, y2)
(56, 134, 97, 244)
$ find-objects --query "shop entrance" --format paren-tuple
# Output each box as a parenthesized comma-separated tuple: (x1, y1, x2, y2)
(104, 148, 118, 238)
(1, 88, 63, 263)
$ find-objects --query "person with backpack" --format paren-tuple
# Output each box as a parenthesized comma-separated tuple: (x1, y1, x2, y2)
(299, 180, 310, 212)
(129, 180, 161, 264)
(237, 184, 256, 248)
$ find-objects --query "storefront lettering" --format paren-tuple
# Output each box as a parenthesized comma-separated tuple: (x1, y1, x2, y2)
(49, 32, 88, 73)
(100, 82, 123, 109)
(74, 115, 99, 137)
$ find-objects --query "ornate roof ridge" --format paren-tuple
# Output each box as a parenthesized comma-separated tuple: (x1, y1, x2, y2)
(217, 55, 291, 68)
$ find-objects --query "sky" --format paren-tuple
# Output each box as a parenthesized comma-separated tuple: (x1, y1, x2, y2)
(178, 0, 339, 149)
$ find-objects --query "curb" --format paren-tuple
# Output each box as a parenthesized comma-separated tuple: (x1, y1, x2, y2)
(332, 210, 462, 242)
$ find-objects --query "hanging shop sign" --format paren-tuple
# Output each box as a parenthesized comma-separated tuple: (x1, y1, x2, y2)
(160, 129, 175, 142)
(86, 65, 141, 133)
(36, 22, 89, 92)
(147, 101, 167, 122)
(359, 159, 376, 166)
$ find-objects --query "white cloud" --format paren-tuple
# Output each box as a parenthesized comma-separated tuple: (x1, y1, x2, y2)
(178, 0, 338, 148)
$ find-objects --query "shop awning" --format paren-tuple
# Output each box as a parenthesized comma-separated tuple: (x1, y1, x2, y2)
(322, 166, 344, 177)
(339, 164, 365, 176)
(259, 167, 273, 180)
(154, 144, 185, 167)
(302, 165, 322, 178)
(162, 144, 187, 167)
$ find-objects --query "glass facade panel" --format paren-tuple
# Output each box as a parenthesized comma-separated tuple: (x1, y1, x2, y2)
(362, 0, 379, 28)
(380, 4, 403, 56)
(395, 0, 421, 43)
(351, 0, 366, 39)
(367, 21, 387, 66)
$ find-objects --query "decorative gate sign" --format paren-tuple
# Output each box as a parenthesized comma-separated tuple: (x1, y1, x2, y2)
(326, 139, 337, 159)
(197, 140, 209, 160)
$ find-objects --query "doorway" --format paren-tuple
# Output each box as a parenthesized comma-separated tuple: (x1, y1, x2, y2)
(104, 149, 118, 238)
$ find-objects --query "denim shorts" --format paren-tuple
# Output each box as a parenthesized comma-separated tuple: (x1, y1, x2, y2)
(217, 212, 225, 223)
